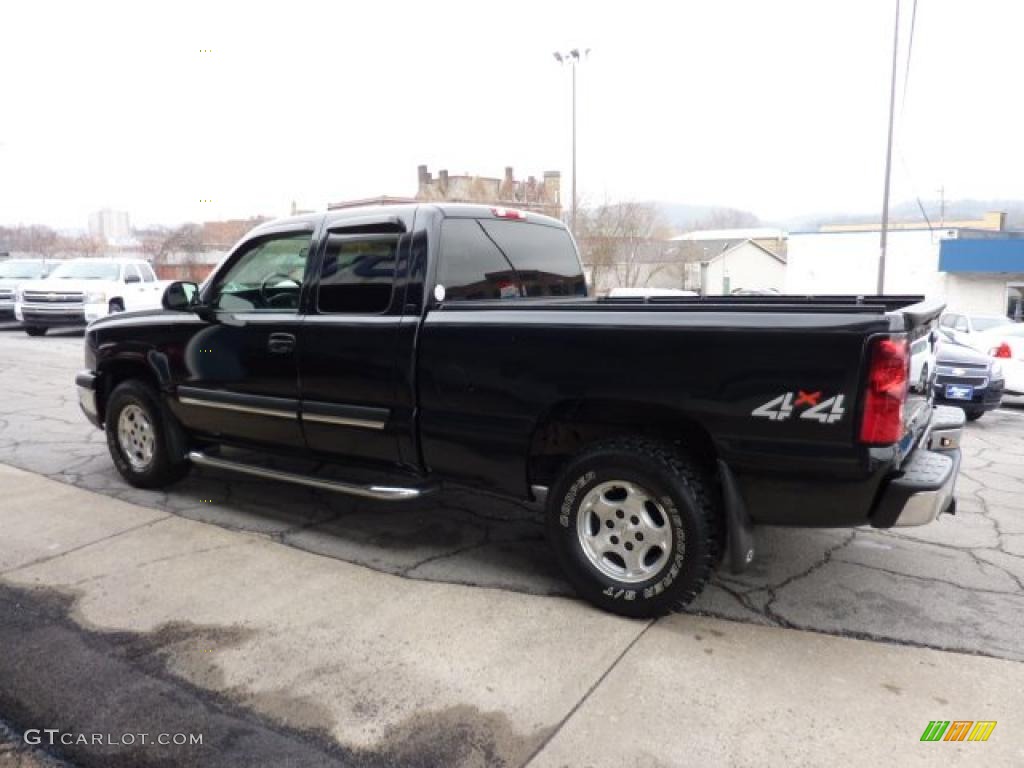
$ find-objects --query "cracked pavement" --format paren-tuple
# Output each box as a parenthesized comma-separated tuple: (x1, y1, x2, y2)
(0, 326, 1022, 663)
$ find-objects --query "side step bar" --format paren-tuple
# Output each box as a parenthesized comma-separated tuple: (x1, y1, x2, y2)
(187, 451, 435, 501)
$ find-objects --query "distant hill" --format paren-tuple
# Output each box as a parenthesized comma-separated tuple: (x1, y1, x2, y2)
(782, 199, 1024, 232)
(645, 202, 761, 233)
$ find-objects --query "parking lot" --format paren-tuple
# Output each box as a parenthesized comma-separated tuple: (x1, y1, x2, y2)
(2, 325, 1023, 766)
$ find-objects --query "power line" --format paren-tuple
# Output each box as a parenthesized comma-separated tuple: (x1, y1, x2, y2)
(901, 0, 919, 110)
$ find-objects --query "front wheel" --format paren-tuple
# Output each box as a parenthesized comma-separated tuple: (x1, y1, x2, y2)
(24, 326, 47, 337)
(105, 380, 190, 488)
(965, 410, 984, 422)
(546, 438, 720, 618)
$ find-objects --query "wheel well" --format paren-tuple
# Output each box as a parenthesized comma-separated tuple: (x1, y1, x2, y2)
(528, 400, 718, 487)
(97, 360, 160, 425)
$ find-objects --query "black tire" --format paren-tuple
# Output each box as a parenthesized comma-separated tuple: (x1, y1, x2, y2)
(24, 326, 47, 337)
(965, 410, 983, 422)
(546, 437, 720, 618)
(105, 379, 190, 488)
(108, 299, 125, 314)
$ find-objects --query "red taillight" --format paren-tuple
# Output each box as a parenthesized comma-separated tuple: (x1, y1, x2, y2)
(491, 207, 526, 220)
(859, 337, 909, 445)
(990, 342, 1012, 359)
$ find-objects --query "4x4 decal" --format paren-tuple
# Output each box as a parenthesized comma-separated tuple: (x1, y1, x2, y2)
(752, 391, 846, 423)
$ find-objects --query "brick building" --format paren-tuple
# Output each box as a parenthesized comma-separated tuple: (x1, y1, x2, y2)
(328, 166, 563, 220)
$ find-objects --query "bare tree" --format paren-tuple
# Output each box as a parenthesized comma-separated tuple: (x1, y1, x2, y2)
(68, 235, 105, 258)
(139, 223, 204, 260)
(0, 225, 61, 257)
(576, 201, 669, 292)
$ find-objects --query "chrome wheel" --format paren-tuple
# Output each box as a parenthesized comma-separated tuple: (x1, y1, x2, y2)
(117, 403, 155, 471)
(577, 480, 675, 584)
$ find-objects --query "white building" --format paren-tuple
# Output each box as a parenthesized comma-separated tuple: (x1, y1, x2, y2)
(700, 239, 786, 295)
(786, 225, 1024, 318)
(88, 209, 132, 245)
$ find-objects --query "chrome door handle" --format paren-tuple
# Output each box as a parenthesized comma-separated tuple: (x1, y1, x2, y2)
(267, 332, 296, 355)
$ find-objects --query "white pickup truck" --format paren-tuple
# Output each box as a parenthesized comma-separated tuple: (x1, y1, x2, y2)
(15, 257, 167, 336)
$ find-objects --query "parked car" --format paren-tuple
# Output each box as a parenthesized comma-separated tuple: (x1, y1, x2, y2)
(909, 330, 938, 393)
(75, 203, 964, 618)
(15, 257, 165, 336)
(730, 288, 781, 296)
(932, 340, 1004, 420)
(965, 323, 1024, 396)
(0, 259, 52, 318)
(938, 311, 1010, 346)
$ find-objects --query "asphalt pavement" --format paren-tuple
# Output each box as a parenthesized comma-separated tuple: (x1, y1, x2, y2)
(0, 325, 1022, 766)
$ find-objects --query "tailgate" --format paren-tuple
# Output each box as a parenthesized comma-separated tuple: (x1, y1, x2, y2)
(894, 299, 945, 457)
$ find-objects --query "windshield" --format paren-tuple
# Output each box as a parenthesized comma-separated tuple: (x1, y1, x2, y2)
(48, 261, 120, 281)
(970, 316, 1009, 331)
(0, 261, 46, 279)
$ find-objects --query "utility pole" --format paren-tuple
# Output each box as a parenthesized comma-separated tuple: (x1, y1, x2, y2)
(554, 48, 589, 235)
(877, 0, 901, 295)
(938, 185, 946, 227)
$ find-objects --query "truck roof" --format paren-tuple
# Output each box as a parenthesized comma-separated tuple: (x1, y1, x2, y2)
(250, 202, 566, 238)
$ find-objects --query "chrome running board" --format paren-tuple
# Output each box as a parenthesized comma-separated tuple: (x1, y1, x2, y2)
(187, 451, 434, 501)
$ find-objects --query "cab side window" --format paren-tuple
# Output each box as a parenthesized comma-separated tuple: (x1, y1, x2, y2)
(317, 233, 397, 314)
(954, 316, 969, 333)
(124, 265, 142, 284)
(141, 264, 157, 282)
(209, 233, 312, 312)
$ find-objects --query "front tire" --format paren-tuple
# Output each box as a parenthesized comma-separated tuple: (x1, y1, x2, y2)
(105, 380, 190, 488)
(24, 326, 47, 336)
(965, 410, 984, 422)
(546, 438, 720, 618)
(108, 299, 125, 314)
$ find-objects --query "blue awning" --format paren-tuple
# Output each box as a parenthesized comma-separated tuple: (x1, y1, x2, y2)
(940, 238, 1024, 273)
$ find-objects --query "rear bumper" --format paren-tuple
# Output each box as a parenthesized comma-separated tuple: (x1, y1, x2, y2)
(76, 370, 102, 428)
(870, 405, 965, 528)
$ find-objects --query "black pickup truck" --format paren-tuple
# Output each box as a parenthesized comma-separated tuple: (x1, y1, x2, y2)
(75, 203, 965, 617)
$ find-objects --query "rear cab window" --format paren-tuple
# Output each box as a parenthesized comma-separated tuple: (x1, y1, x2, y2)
(438, 217, 585, 301)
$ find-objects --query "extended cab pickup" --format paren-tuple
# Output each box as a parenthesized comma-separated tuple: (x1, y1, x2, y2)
(75, 204, 964, 617)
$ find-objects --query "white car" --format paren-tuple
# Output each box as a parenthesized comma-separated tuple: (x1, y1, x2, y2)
(908, 331, 938, 393)
(937, 312, 1010, 345)
(971, 323, 1024, 396)
(0, 259, 53, 318)
(15, 258, 166, 336)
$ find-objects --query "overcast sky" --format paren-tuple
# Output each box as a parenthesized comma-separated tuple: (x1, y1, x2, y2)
(2, 0, 1022, 230)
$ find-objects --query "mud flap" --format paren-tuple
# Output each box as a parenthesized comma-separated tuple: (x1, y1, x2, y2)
(717, 459, 755, 574)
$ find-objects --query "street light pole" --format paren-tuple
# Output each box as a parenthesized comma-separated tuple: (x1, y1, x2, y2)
(554, 48, 588, 235)
(877, 0, 901, 295)
(571, 58, 577, 234)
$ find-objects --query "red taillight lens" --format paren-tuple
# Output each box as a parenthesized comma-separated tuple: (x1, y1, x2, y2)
(859, 337, 909, 445)
(990, 342, 1012, 359)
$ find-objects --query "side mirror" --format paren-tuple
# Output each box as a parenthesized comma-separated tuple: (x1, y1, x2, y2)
(125, 273, 141, 284)
(162, 281, 199, 311)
